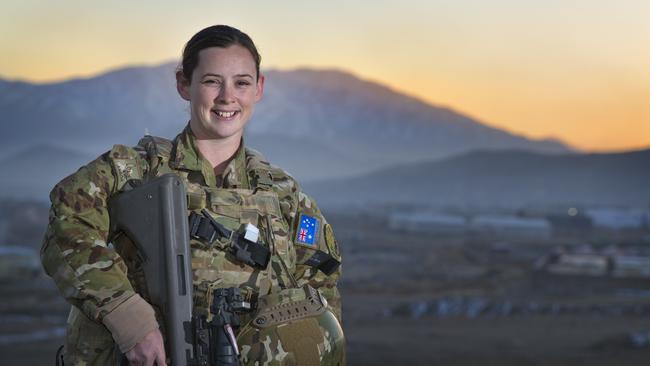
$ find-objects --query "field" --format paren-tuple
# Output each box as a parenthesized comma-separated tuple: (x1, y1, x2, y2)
(331, 211, 650, 365)
(1, 210, 650, 365)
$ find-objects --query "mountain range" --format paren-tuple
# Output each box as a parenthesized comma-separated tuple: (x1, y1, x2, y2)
(0, 63, 568, 181)
(307, 148, 650, 209)
(2, 62, 643, 207)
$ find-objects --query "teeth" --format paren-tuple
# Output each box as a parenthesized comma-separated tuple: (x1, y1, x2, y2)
(216, 111, 236, 118)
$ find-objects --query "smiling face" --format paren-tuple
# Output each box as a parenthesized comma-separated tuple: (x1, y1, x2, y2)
(177, 45, 265, 141)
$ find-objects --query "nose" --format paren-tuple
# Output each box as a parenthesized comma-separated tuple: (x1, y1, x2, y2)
(216, 81, 235, 104)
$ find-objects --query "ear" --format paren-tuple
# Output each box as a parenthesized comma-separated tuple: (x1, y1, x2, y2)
(176, 70, 191, 101)
(255, 74, 265, 102)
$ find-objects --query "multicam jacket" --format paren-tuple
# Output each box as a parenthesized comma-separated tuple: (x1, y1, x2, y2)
(41, 125, 342, 365)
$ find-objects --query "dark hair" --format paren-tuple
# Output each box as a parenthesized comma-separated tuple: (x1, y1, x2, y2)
(179, 25, 261, 82)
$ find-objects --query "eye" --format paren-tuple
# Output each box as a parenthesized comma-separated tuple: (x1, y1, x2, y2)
(202, 79, 220, 85)
(236, 80, 251, 87)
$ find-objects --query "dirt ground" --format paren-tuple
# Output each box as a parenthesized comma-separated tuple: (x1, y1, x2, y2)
(2, 211, 650, 365)
(343, 291, 650, 365)
(332, 211, 650, 365)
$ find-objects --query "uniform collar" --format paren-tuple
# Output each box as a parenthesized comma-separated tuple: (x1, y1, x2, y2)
(170, 124, 249, 188)
(169, 124, 203, 172)
(221, 143, 248, 188)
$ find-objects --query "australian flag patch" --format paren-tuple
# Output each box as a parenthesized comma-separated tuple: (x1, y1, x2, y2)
(296, 213, 319, 246)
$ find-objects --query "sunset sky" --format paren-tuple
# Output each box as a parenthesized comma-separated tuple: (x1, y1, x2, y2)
(2, 0, 648, 151)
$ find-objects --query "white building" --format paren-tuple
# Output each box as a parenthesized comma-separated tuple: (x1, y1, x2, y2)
(388, 211, 467, 233)
(585, 208, 650, 230)
(612, 255, 650, 278)
(469, 215, 552, 239)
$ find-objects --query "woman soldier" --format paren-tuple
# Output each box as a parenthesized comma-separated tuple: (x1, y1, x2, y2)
(42, 25, 344, 365)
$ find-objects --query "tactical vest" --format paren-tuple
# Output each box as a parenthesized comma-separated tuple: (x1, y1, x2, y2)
(109, 136, 296, 312)
(107, 135, 346, 365)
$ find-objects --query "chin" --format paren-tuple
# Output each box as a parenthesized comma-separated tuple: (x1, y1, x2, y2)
(208, 128, 243, 140)
(192, 115, 247, 140)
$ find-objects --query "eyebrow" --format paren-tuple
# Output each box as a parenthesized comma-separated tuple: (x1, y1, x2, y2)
(201, 73, 254, 79)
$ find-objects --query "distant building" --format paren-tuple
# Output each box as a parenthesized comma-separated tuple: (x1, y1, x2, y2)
(612, 256, 650, 278)
(389, 211, 555, 239)
(469, 215, 552, 239)
(536, 248, 650, 280)
(546, 213, 593, 236)
(543, 253, 610, 276)
(585, 208, 650, 230)
(388, 211, 466, 233)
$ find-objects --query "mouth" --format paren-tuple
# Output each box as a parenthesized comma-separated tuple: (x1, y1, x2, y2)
(212, 109, 240, 120)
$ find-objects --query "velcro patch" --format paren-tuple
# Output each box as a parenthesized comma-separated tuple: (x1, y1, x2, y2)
(324, 223, 341, 261)
(296, 213, 319, 246)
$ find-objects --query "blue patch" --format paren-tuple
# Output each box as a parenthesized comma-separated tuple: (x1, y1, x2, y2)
(296, 213, 319, 246)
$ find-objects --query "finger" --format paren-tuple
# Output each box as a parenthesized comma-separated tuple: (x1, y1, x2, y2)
(127, 355, 141, 366)
(143, 352, 156, 366)
(154, 351, 166, 366)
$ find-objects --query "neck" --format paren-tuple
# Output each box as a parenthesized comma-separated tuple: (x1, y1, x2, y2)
(193, 132, 242, 177)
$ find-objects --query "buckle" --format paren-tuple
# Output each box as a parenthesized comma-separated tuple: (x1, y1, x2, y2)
(188, 212, 219, 244)
(304, 250, 341, 276)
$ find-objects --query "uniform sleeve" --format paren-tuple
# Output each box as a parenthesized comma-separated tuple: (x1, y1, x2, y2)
(40, 146, 158, 352)
(291, 191, 343, 321)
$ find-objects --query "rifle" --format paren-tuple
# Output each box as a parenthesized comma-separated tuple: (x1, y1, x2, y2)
(109, 174, 264, 365)
(109, 174, 195, 365)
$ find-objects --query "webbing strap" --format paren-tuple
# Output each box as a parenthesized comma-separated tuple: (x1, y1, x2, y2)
(189, 211, 271, 270)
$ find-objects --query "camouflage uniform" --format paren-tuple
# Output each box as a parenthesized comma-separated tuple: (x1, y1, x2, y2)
(41, 125, 343, 365)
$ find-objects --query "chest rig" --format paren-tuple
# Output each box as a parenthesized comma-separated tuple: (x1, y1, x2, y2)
(108, 135, 345, 364)
(113, 135, 298, 314)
